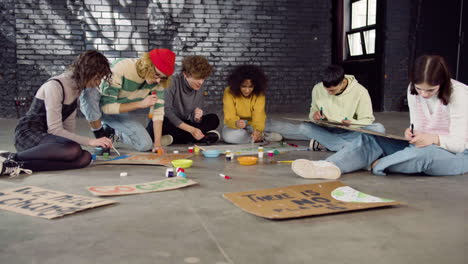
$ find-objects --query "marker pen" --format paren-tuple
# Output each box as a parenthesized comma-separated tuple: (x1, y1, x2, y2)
(219, 173, 232, 179)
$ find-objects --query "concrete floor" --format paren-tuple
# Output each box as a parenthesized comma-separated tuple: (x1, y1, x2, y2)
(0, 112, 467, 264)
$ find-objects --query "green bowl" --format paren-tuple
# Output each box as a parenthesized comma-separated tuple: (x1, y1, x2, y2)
(171, 159, 193, 169)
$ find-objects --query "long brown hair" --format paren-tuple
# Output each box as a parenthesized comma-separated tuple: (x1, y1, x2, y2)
(409, 55, 452, 105)
(69, 50, 112, 91)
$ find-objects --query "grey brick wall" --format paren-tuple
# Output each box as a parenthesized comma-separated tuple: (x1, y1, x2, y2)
(382, 0, 412, 111)
(0, 0, 332, 118)
(0, 0, 18, 118)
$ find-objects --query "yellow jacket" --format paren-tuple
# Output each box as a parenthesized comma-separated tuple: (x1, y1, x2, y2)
(223, 87, 266, 131)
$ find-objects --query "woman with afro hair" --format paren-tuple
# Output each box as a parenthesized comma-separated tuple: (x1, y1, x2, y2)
(222, 65, 282, 143)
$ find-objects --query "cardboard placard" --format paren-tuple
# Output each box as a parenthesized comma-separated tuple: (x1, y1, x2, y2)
(284, 117, 408, 141)
(199, 142, 308, 156)
(0, 186, 116, 219)
(223, 181, 401, 219)
(93, 152, 193, 166)
(87, 177, 198, 196)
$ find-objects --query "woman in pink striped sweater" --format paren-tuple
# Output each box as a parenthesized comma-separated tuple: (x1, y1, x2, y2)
(291, 55, 468, 179)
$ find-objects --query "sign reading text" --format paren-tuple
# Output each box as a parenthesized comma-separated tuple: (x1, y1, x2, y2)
(223, 181, 401, 219)
(87, 177, 198, 196)
(0, 186, 116, 219)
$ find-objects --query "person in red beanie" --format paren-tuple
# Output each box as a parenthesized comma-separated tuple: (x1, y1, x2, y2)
(79, 48, 176, 153)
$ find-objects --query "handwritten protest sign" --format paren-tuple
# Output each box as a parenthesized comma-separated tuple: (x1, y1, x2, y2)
(93, 152, 193, 166)
(87, 177, 198, 196)
(284, 117, 407, 141)
(223, 181, 401, 219)
(0, 186, 116, 219)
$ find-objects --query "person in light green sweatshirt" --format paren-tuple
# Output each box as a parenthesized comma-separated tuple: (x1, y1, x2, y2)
(270, 64, 385, 151)
(301, 64, 385, 151)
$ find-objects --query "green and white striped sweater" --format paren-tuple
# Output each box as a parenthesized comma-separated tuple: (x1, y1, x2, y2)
(100, 58, 165, 121)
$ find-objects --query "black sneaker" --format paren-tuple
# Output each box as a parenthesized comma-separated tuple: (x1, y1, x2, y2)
(203, 130, 220, 145)
(310, 140, 329, 151)
(0, 151, 14, 160)
(103, 124, 119, 142)
(92, 127, 107, 139)
(0, 157, 32, 177)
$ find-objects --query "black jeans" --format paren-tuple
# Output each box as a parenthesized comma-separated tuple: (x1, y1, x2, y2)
(146, 114, 220, 144)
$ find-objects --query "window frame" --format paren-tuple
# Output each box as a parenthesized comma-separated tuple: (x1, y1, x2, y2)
(345, 0, 377, 59)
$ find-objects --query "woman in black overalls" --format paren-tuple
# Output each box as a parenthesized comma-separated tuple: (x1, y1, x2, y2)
(0, 51, 113, 177)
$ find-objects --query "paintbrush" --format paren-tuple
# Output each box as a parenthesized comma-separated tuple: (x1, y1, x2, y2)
(194, 144, 207, 151)
(111, 145, 121, 156)
(270, 160, 294, 164)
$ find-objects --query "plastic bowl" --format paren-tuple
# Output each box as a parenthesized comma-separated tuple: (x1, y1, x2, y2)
(237, 156, 258, 165)
(171, 159, 193, 169)
(202, 149, 221, 158)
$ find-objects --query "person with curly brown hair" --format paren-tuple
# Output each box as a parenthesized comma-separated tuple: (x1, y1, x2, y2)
(0, 51, 113, 177)
(222, 64, 282, 143)
(148, 55, 220, 144)
(80, 49, 176, 153)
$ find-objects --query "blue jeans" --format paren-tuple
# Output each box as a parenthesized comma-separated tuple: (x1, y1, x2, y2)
(221, 119, 280, 144)
(79, 88, 153, 151)
(327, 133, 468, 176)
(268, 120, 386, 151)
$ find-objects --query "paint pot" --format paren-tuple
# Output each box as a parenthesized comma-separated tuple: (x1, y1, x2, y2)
(94, 147, 104, 155)
(91, 154, 97, 161)
(258, 146, 264, 159)
(225, 150, 232, 161)
(188, 146, 194, 153)
(267, 151, 274, 157)
(219, 173, 232, 179)
(175, 167, 185, 173)
(103, 152, 110, 159)
(177, 172, 187, 178)
(165, 168, 174, 178)
(194, 146, 200, 154)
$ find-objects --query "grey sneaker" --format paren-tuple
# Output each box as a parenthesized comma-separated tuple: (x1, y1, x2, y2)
(264, 132, 283, 142)
(291, 159, 341, 179)
(0, 156, 32, 177)
(161, 135, 174, 146)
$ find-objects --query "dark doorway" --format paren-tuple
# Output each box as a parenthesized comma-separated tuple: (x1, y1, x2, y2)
(332, 0, 385, 111)
(411, 0, 466, 83)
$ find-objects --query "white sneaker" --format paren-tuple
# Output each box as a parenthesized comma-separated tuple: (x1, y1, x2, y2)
(291, 159, 341, 179)
(0, 156, 32, 177)
(264, 132, 283, 142)
(161, 135, 174, 146)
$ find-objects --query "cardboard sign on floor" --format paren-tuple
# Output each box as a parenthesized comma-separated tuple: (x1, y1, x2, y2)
(0, 186, 116, 219)
(285, 117, 408, 141)
(93, 152, 193, 166)
(87, 177, 198, 196)
(200, 142, 308, 156)
(223, 181, 401, 219)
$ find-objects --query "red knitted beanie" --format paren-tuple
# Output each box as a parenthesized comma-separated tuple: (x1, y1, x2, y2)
(148, 49, 176, 76)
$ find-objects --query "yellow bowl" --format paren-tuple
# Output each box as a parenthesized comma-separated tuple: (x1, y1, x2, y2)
(171, 159, 193, 169)
(237, 156, 258, 166)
